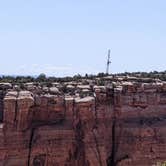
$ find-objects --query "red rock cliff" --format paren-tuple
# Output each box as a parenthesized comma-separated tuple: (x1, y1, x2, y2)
(0, 80, 166, 166)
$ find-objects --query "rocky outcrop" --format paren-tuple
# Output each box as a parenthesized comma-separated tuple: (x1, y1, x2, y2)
(0, 83, 11, 123)
(0, 91, 5, 122)
(0, 79, 166, 165)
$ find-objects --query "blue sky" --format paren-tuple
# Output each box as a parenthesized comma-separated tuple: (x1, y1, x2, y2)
(0, 0, 166, 76)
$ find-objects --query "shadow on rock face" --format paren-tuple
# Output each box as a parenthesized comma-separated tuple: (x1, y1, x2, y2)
(33, 154, 46, 166)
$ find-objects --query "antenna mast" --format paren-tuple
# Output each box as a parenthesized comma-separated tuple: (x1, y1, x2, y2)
(106, 49, 111, 74)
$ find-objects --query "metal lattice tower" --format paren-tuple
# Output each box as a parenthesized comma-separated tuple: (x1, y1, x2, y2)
(106, 49, 111, 74)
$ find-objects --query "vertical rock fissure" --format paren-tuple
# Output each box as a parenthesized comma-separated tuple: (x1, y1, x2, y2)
(92, 128, 103, 166)
(72, 99, 75, 119)
(74, 119, 87, 166)
(63, 96, 67, 120)
(70, 99, 89, 166)
(14, 91, 19, 125)
(92, 94, 103, 166)
(0, 90, 6, 122)
(107, 90, 129, 166)
(93, 93, 98, 125)
(107, 117, 116, 166)
(106, 87, 117, 166)
(27, 127, 35, 166)
(107, 118, 130, 166)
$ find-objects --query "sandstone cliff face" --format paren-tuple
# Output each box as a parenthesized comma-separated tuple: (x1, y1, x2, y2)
(0, 80, 166, 166)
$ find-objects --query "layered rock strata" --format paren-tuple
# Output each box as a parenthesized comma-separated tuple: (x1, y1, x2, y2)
(0, 79, 166, 166)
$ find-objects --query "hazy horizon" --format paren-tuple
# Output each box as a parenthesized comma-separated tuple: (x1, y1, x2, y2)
(0, 0, 166, 76)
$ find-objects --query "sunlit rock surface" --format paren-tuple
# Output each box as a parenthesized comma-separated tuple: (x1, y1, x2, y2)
(0, 77, 166, 166)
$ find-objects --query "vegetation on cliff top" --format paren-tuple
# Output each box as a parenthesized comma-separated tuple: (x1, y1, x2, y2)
(0, 71, 166, 83)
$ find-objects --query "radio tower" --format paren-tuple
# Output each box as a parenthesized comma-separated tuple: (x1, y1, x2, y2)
(106, 49, 111, 74)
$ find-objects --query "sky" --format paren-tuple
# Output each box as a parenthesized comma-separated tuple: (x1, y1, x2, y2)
(0, 0, 166, 76)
